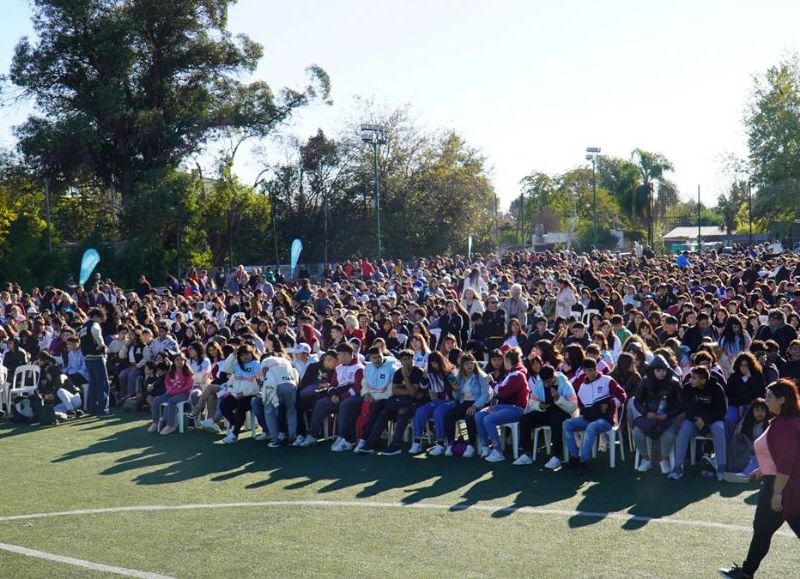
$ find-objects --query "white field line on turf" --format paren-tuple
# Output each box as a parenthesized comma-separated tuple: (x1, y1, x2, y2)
(0, 500, 792, 537)
(0, 541, 175, 579)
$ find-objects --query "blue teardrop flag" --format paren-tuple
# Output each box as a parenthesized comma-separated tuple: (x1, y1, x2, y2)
(290, 239, 303, 276)
(79, 248, 101, 285)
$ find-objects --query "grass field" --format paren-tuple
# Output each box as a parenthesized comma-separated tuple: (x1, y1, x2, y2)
(0, 414, 796, 578)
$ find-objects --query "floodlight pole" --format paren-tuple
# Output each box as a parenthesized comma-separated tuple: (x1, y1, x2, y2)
(586, 147, 601, 247)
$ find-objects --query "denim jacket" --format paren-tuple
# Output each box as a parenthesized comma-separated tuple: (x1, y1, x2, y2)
(452, 373, 491, 409)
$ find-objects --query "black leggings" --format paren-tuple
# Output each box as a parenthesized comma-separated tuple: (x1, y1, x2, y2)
(518, 406, 569, 458)
(743, 476, 800, 575)
(443, 401, 478, 446)
(219, 395, 253, 435)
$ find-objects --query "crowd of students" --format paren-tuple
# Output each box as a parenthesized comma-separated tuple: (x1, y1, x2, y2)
(0, 248, 797, 480)
(2, 247, 800, 577)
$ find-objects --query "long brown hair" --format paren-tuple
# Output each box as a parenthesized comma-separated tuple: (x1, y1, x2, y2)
(768, 379, 800, 418)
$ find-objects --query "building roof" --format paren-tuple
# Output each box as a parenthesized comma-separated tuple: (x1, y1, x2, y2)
(662, 226, 731, 240)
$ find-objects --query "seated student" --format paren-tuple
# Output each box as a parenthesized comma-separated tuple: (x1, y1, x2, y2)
(475, 347, 529, 463)
(32, 354, 83, 423)
(514, 364, 578, 469)
(357, 349, 424, 456)
(354, 346, 400, 452)
(563, 357, 627, 475)
(300, 343, 364, 450)
(669, 365, 728, 481)
(146, 352, 195, 436)
(408, 351, 457, 455)
(723, 398, 770, 483)
(633, 355, 683, 475)
(134, 361, 169, 412)
(724, 352, 766, 440)
(217, 345, 262, 443)
(294, 350, 338, 441)
(435, 354, 491, 457)
(257, 352, 300, 447)
(63, 336, 89, 389)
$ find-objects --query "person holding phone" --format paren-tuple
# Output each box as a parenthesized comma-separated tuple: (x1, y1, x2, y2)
(719, 379, 800, 578)
(514, 364, 578, 469)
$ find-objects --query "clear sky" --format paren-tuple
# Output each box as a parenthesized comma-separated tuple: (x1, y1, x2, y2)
(2, 0, 800, 208)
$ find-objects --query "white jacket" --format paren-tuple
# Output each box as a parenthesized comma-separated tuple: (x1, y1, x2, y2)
(260, 356, 299, 406)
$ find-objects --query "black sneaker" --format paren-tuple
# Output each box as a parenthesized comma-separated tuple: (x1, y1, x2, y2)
(575, 460, 588, 475)
(564, 456, 580, 469)
(718, 564, 752, 578)
(379, 444, 402, 456)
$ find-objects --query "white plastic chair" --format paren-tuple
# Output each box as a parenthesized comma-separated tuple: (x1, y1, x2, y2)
(532, 426, 552, 461)
(159, 399, 195, 433)
(690, 435, 714, 466)
(581, 309, 601, 327)
(634, 437, 676, 471)
(563, 405, 626, 468)
(7, 365, 40, 406)
(498, 422, 520, 459)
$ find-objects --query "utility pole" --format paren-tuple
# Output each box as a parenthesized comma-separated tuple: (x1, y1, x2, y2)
(748, 181, 753, 245)
(361, 125, 387, 260)
(585, 147, 601, 247)
(697, 185, 702, 251)
(518, 192, 524, 246)
(44, 177, 52, 252)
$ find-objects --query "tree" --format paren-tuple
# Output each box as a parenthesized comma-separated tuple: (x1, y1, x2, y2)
(631, 149, 675, 246)
(746, 55, 800, 220)
(6, 0, 329, 264)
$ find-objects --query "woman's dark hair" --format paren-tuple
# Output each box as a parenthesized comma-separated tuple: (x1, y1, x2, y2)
(720, 315, 747, 351)
(236, 344, 256, 370)
(534, 339, 562, 367)
(264, 334, 285, 354)
(427, 350, 454, 377)
(188, 342, 205, 361)
(767, 379, 800, 418)
(741, 398, 769, 440)
(170, 352, 194, 377)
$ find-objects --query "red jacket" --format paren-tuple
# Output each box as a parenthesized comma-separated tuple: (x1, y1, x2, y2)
(571, 373, 627, 425)
(165, 371, 194, 396)
(494, 364, 529, 408)
(766, 417, 800, 517)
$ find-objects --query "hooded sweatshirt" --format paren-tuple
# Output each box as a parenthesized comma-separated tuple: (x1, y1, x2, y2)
(634, 354, 683, 418)
(494, 363, 529, 407)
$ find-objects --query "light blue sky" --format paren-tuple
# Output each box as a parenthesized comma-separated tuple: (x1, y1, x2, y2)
(2, 0, 799, 208)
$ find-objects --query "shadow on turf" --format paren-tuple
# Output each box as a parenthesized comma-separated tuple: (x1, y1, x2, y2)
(48, 413, 761, 530)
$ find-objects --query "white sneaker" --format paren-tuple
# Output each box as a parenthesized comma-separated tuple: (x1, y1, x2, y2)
(292, 435, 305, 447)
(544, 456, 562, 470)
(444, 444, 454, 457)
(637, 459, 652, 473)
(429, 444, 445, 456)
(479, 445, 491, 459)
(330, 436, 343, 451)
(267, 439, 283, 448)
(354, 439, 366, 452)
(408, 442, 423, 454)
(201, 419, 221, 433)
(723, 472, 750, 484)
(485, 449, 505, 463)
(222, 433, 237, 444)
(598, 434, 609, 453)
(300, 434, 317, 448)
(462, 445, 476, 458)
(659, 460, 672, 475)
(333, 440, 353, 452)
(254, 432, 268, 442)
(513, 454, 533, 466)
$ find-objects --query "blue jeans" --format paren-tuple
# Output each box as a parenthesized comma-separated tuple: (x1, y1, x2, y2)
(725, 405, 747, 441)
(86, 357, 110, 415)
(673, 418, 727, 471)
(475, 404, 524, 448)
(250, 397, 268, 432)
(412, 400, 453, 440)
(563, 416, 612, 462)
(263, 383, 297, 439)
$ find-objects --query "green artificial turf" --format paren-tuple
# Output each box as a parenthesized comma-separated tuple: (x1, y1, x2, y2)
(0, 414, 796, 578)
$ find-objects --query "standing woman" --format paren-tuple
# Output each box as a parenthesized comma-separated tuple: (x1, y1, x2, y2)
(555, 279, 577, 321)
(719, 379, 800, 578)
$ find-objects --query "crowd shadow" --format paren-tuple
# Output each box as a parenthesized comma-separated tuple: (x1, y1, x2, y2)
(46, 413, 761, 531)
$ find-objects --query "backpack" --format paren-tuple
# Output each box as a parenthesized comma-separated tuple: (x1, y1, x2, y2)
(727, 431, 754, 473)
